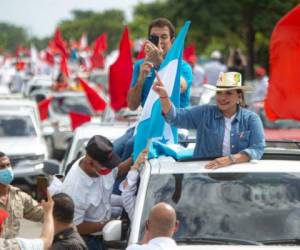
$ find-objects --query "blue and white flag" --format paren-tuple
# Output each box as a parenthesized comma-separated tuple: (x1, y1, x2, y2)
(133, 21, 191, 160)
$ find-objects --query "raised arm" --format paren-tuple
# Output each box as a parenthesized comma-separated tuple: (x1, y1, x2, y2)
(127, 61, 153, 110)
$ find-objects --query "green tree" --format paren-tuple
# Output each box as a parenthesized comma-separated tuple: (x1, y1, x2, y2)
(58, 9, 126, 52)
(130, 0, 299, 78)
(0, 22, 28, 52)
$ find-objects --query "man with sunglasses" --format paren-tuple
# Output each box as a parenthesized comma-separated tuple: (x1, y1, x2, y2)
(114, 17, 193, 164)
(61, 135, 130, 250)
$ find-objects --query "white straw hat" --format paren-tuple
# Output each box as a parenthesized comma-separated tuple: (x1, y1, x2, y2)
(204, 72, 252, 91)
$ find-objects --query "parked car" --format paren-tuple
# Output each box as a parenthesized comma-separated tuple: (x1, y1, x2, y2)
(42, 91, 101, 159)
(102, 143, 300, 248)
(0, 102, 48, 192)
(61, 122, 131, 174)
(23, 75, 52, 97)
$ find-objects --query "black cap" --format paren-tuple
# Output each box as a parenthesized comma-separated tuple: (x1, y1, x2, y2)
(85, 135, 121, 169)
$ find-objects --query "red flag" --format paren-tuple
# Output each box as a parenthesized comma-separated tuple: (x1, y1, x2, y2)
(183, 43, 196, 61)
(60, 56, 70, 77)
(52, 28, 68, 57)
(69, 112, 91, 131)
(265, 5, 300, 121)
(90, 33, 107, 69)
(38, 97, 52, 121)
(78, 77, 107, 112)
(108, 26, 133, 111)
(136, 42, 146, 60)
(45, 50, 55, 66)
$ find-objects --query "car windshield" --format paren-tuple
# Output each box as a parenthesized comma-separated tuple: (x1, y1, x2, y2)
(51, 96, 93, 115)
(140, 172, 300, 243)
(0, 115, 37, 137)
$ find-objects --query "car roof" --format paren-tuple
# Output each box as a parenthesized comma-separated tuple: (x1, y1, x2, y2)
(73, 122, 130, 142)
(0, 108, 33, 116)
(149, 156, 300, 174)
(52, 91, 86, 98)
(0, 98, 36, 107)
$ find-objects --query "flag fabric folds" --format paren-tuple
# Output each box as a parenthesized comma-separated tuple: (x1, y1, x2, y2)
(60, 56, 70, 77)
(69, 112, 91, 131)
(133, 21, 191, 160)
(53, 28, 68, 58)
(38, 97, 52, 121)
(265, 5, 300, 121)
(78, 77, 107, 112)
(108, 26, 133, 111)
(90, 33, 107, 69)
(45, 50, 55, 66)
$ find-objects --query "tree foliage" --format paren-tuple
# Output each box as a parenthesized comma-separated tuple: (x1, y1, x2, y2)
(130, 0, 299, 78)
(59, 9, 126, 52)
(0, 23, 28, 52)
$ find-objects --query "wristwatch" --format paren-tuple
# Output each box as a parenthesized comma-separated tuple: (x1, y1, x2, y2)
(228, 154, 236, 164)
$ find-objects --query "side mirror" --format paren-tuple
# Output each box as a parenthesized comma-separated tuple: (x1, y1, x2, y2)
(43, 159, 60, 175)
(103, 220, 128, 249)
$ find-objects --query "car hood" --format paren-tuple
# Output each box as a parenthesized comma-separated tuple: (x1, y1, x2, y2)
(0, 137, 47, 156)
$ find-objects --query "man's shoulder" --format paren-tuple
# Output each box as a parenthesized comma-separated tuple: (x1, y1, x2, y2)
(52, 228, 87, 250)
(9, 185, 30, 199)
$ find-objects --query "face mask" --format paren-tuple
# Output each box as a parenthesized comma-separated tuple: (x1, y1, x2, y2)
(98, 168, 112, 176)
(0, 167, 14, 185)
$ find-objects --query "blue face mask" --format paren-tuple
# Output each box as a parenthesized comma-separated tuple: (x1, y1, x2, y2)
(0, 167, 14, 185)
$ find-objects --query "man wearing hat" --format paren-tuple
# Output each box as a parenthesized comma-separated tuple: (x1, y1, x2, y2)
(61, 135, 128, 250)
(153, 71, 265, 169)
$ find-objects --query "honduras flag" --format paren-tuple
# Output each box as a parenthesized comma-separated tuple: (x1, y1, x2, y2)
(133, 21, 191, 160)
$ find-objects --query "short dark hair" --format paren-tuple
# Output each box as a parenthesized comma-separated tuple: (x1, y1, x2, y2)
(0, 152, 6, 158)
(52, 193, 74, 224)
(148, 18, 175, 39)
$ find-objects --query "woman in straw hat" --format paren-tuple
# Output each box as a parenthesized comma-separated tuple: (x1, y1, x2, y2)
(153, 71, 265, 169)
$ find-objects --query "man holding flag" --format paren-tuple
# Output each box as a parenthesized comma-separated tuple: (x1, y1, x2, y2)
(113, 18, 193, 162)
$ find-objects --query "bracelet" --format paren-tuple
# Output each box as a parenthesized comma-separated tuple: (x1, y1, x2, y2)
(160, 96, 168, 99)
(228, 154, 236, 164)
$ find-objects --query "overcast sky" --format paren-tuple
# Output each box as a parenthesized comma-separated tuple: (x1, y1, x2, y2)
(0, 0, 153, 38)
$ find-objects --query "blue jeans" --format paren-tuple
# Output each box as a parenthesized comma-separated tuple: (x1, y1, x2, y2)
(113, 127, 135, 161)
(82, 235, 105, 250)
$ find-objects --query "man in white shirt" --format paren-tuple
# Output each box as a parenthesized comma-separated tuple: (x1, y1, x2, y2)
(126, 202, 179, 250)
(61, 135, 129, 250)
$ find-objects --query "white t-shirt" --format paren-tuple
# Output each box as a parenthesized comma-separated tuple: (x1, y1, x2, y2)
(61, 157, 117, 233)
(16, 238, 43, 250)
(126, 237, 177, 250)
(222, 115, 236, 156)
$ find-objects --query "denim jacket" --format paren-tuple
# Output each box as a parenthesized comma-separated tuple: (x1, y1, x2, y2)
(164, 104, 265, 160)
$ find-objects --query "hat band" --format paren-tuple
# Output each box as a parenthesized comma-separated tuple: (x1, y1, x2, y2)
(216, 85, 240, 89)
